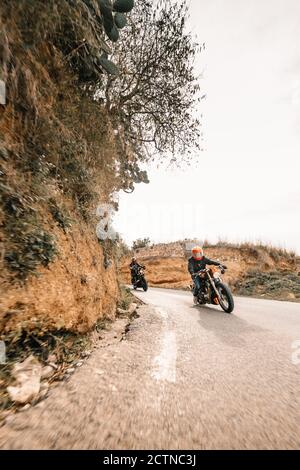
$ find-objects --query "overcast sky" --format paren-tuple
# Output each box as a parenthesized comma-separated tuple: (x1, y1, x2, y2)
(114, 0, 300, 253)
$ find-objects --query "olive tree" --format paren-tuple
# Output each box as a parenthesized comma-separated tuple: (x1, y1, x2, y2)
(103, 0, 202, 165)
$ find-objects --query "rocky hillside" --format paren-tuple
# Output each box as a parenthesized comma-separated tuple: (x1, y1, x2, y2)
(120, 241, 300, 302)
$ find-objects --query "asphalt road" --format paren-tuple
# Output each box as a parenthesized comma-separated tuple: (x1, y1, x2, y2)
(1, 288, 300, 449)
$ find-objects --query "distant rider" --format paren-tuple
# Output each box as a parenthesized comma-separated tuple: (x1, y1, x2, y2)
(129, 257, 145, 285)
(188, 246, 227, 297)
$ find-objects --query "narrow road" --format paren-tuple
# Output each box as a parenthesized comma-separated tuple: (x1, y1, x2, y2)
(1, 288, 300, 449)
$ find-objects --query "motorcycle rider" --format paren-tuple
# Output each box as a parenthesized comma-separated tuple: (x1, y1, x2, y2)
(129, 257, 145, 285)
(188, 246, 227, 298)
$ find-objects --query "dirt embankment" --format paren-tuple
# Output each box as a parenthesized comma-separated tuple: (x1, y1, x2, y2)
(0, 2, 129, 339)
(0, 221, 119, 336)
(120, 242, 300, 301)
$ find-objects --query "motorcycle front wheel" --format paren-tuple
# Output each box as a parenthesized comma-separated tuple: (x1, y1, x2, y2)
(216, 282, 234, 313)
(142, 278, 148, 292)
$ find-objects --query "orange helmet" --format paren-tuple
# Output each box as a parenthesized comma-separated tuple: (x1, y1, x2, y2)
(192, 246, 204, 260)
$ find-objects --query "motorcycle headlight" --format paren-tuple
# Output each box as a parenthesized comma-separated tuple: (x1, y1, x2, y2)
(213, 272, 220, 279)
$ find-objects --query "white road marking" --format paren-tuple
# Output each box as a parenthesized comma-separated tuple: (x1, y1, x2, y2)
(152, 308, 177, 383)
(152, 331, 177, 383)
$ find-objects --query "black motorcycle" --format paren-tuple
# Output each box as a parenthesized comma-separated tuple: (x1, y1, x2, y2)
(132, 266, 148, 292)
(192, 266, 234, 313)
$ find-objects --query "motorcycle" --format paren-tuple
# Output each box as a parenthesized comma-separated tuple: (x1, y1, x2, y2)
(192, 266, 234, 313)
(132, 266, 148, 292)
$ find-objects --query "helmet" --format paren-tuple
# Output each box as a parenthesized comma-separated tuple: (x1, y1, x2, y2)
(192, 246, 204, 260)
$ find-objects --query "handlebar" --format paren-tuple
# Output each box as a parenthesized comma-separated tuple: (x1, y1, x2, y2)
(192, 269, 207, 277)
(193, 265, 227, 277)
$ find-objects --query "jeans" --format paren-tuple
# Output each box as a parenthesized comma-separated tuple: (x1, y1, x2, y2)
(193, 275, 202, 295)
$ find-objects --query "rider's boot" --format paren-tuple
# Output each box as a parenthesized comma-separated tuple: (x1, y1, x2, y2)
(193, 285, 199, 304)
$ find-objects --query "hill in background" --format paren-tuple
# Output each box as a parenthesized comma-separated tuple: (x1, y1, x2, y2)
(120, 240, 300, 302)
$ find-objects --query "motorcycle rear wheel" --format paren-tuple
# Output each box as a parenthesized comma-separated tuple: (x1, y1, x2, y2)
(216, 282, 234, 313)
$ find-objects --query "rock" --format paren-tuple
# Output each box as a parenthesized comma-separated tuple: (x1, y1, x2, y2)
(287, 293, 296, 300)
(40, 382, 49, 390)
(76, 362, 83, 367)
(4, 415, 15, 425)
(117, 307, 128, 315)
(48, 362, 58, 370)
(95, 369, 104, 375)
(66, 367, 75, 374)
(20, 404, 31, 412)
(7, 355, 42, 405)
(41, 365, 55, 380)
(47, 354, 57, 363)
(128, 303, 138, 315)
(38, 382, 49, 400)
(117, 303, 138, 316)
(81, 350, 92, 358)
(36, 401, 45, 409)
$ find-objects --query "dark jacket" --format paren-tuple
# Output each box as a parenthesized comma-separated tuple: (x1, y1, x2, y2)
(188, 256, 220, 275)
(130, 261, 144, 272)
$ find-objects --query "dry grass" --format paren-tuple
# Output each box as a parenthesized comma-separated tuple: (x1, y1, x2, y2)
(117, 286, 137, 311)
(233, 270, 300, 301)
(202, 239, 297, 261)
